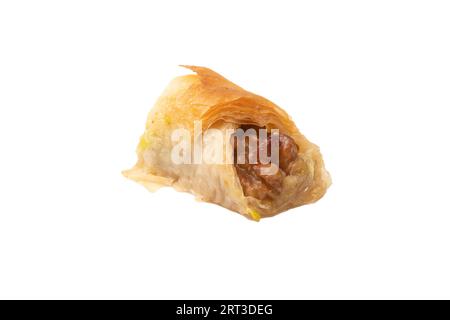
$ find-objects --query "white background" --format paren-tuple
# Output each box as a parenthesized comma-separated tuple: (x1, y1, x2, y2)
(0, 1, 449, 300)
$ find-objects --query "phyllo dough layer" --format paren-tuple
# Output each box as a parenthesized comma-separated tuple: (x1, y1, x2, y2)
(123, 66, 331, 220)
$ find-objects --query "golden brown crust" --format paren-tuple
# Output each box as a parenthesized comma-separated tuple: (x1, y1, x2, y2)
(123, 66, 331, 220)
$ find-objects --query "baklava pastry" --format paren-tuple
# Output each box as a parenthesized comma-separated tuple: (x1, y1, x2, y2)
(123, 66, 331, 220)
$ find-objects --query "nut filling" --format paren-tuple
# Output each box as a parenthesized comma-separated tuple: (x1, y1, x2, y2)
(233, 127, 299, 200)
